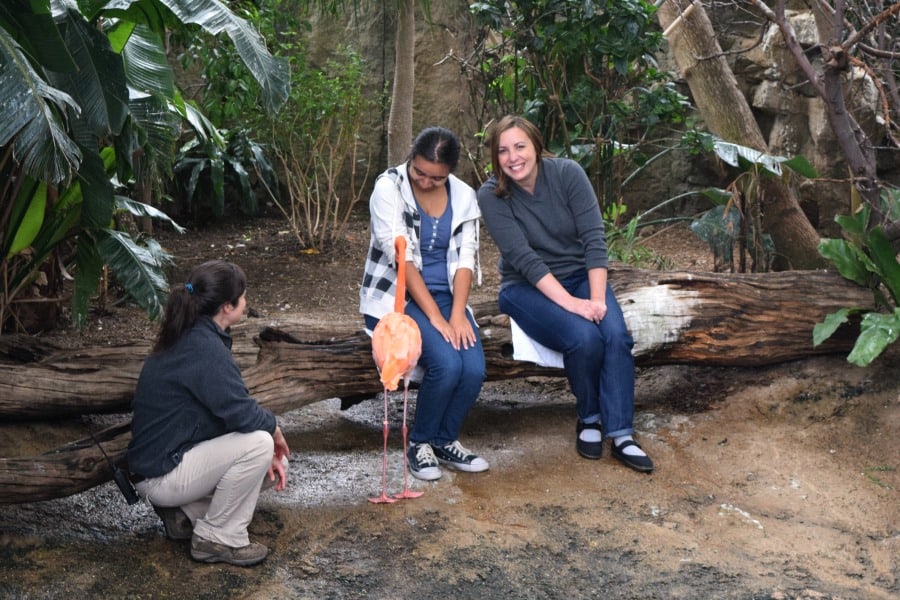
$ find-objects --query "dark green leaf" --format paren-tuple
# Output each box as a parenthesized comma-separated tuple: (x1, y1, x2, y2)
(48, 12, 129, 137)
(0, 27, 83, 184)
(700, 187, 733, 206)
(781, 155, 818, 178)
(97, 228, 171, 320)
(119, 23, 176, 98)
(817, 239, 872, 287)
(864, 227, 900, 303)
(115, 195, 185, 233)
(847, 310, 900, 366)
(72, 234, 104, 329)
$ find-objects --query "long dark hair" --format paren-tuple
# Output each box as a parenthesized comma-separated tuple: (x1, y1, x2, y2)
(487, 115, 547, 198)
(153, 260, 247, 353)
(407, 126, 461, 170)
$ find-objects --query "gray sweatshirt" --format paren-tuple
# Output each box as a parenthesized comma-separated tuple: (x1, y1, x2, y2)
(477, 157, 608, 289)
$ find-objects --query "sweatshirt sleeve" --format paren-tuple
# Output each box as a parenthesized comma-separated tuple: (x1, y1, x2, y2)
(455, 183, 480, 272)
(370, 170, 415, 265)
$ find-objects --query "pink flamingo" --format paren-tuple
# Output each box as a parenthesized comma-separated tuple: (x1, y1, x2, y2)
(369, 236, 423, 503)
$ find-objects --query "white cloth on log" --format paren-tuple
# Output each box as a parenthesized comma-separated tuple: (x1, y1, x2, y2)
(509, 318, 564, 368)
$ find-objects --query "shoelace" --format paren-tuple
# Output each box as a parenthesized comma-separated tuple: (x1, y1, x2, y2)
(415, 444, 437, 466)
(443, 441, 472, 461)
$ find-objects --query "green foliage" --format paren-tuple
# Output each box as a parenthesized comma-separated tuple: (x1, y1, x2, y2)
(173, 129, 278, 219)
(686, 136, 817, 273)
(180, 4, 372, 249)
(814, 198, 900, 367)
(470, 0, 691, 209)
(264, 44, 374, 250)
(0, 0, 288, 332)
(606, 217, 672, 270)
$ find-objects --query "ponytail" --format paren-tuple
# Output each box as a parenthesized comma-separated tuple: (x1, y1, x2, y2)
(153, 260, 247, 353)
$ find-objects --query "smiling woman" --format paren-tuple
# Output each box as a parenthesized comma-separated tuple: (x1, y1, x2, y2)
(477, 114, 653, 472)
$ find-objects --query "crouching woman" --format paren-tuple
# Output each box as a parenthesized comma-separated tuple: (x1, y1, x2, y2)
(126, 260, 290, 567)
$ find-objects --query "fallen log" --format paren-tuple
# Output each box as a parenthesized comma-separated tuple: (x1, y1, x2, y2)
(0, 423, 131, 505)
(0, 268, 874, 503)
(0, 268, 871, 419)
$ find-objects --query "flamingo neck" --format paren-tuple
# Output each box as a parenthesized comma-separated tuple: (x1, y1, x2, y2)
(394, 237, 407, 313)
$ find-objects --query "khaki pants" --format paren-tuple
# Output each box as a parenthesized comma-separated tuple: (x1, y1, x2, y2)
(136, 430, 274, 547)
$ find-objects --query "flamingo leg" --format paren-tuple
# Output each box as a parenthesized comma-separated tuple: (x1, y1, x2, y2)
(394, 377, 423, 500)
(368, 387, 397, 504)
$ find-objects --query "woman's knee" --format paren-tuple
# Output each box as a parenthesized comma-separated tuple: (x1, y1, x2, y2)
(604, 322, 635, 353)
(242, 430, 275, 463)
(566, 324, 605, 356)
(424, 349, 463, 379)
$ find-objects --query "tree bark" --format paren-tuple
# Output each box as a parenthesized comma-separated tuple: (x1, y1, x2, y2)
(657, 0, 826, 271)
(386, 0, 415, 165)
(0, 267, 875, 504)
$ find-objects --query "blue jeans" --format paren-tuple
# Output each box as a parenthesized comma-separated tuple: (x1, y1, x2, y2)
(498, 271, 635, 438)
(365, 290, 485, 446)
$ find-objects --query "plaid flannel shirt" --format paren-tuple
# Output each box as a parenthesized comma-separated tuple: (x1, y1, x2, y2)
(359, 165, 481, 323)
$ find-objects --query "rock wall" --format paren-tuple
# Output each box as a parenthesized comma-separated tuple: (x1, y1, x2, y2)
(303, 2, 483, 186)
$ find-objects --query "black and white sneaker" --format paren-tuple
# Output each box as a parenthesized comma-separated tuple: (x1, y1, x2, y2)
(432, 441, 490, 473)
(407, 443, 442, 481)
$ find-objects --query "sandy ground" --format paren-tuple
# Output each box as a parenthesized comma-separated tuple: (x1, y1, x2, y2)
(0, 217, 897, 599)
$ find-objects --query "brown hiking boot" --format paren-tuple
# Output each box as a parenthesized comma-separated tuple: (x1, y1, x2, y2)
(190, 534, 269, 567)
(152, 505, 193, 540)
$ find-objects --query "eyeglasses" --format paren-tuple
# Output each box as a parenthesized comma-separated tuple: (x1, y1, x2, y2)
(408, 161, 449, 184)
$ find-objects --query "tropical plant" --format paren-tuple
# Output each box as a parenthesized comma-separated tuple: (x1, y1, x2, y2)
(687, 136, 818, 273)
(172, 128, 279, 220)
(603, 202, 673, 269)
(814, 189, 900, 366)
(0, 0, 289, 332)
(181, 4, 374, 249)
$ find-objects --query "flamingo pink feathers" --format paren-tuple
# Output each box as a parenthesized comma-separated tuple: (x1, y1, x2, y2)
(369, 236, 423, 503)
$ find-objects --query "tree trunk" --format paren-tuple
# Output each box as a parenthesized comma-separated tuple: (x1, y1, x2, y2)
(386, 0, 415, 164)
(657, 0, 826, 271)
(0, 267, 875, 504)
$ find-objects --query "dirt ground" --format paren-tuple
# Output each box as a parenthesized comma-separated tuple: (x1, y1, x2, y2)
(1, 214, 897, 599)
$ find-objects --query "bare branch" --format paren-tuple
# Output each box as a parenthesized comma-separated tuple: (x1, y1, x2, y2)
(843, 2, 900, 52)
(857, 43, 900, 60)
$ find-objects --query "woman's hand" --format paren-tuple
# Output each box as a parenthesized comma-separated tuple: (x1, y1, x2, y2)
(268, 426, 291, 491)
(568, 296, 607, 323)
(429, 315, 457, 347)
(449, 312, 477, 350)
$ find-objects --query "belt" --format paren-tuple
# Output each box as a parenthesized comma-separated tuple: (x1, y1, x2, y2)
(129, 473, 146, 484)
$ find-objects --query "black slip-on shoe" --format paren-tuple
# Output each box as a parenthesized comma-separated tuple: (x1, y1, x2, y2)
(576, 420, 603, 459)
(611, 439, 654, 473)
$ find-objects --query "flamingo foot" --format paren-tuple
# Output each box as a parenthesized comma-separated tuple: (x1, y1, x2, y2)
(368, 493, 398, 504)
(369, 393, 396, 504)
(393, 488, 423, 500)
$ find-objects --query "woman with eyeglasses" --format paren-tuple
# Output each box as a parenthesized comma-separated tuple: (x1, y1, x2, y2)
(359, 126, 489, 481)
